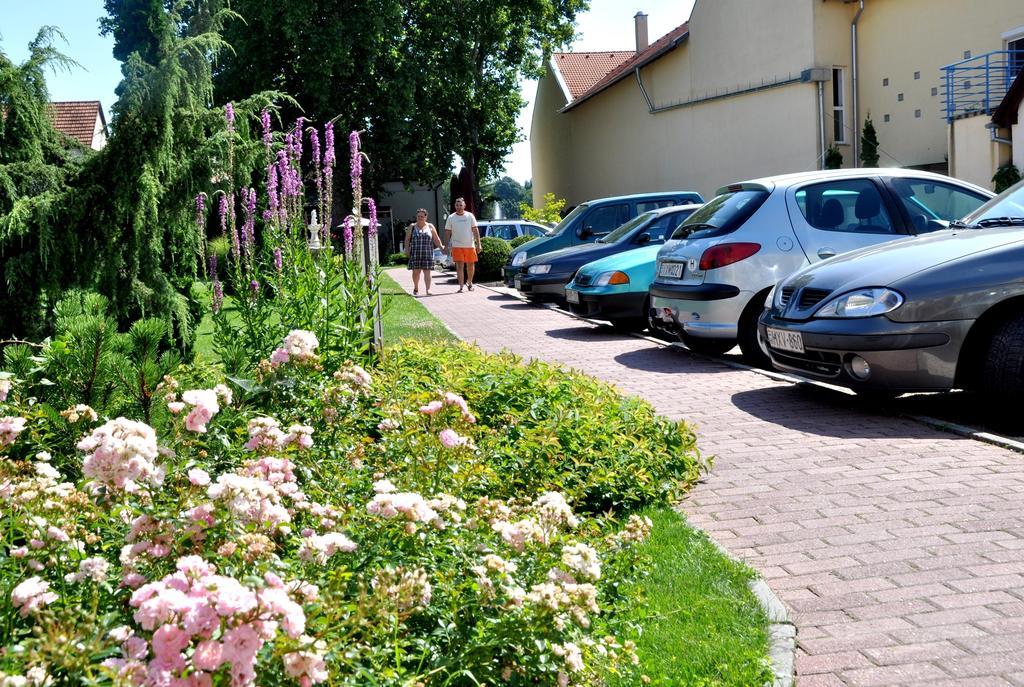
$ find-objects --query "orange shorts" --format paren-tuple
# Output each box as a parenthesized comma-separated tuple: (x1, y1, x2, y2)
(451, 247, 478, 263)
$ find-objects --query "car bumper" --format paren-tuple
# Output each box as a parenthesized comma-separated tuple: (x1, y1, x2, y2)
(503, 265, 520, 287)
(758, 311, 972, 392)
(566, 288, 646, 321)
(648, 282, 749, 339)
(515, 274, 572, 300)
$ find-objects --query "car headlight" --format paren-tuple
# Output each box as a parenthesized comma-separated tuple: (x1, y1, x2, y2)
(527, 264, 551, 275)
(593, 271, 630, 286)
(511, 252, 527, 267)
(814, 288, 904, 318)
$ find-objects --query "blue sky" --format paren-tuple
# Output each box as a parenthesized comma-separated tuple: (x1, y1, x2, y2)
(1, 0, 695, 183)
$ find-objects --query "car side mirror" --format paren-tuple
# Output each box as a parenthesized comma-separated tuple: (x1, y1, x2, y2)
(636, 232, 652, 244)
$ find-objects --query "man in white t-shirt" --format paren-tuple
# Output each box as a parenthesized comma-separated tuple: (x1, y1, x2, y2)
(444, 197, 482, 292)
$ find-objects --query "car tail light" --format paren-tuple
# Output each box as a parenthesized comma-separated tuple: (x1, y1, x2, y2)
(698, 243, 761, 270)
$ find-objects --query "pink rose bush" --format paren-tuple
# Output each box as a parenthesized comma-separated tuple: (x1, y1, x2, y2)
(269, 330, 319, 368)
(0, 415, 27, 447)
(0, 337, 659, 687)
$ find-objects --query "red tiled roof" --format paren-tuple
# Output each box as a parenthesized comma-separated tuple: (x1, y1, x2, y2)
(562, 22, 690, 112)
(552, 51, 633, 101)
(48, 101, 104, 147)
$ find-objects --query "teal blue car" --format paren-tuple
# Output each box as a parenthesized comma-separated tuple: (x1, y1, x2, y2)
(562, 201, 704, 332)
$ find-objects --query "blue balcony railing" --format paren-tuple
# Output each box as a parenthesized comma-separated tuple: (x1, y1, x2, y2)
(942, 50, 1024, 122)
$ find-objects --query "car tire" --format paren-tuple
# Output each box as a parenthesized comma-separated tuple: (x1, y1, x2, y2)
(982, 311, 1024, 403)
(680, 335, 736, 356)
(738, 293, 772, 369)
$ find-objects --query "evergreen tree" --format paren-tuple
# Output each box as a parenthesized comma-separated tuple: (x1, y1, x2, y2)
(824, 145, 843, 170)
(860, 115, 880, 167)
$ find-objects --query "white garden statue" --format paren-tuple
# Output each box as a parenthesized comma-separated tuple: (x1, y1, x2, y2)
(307, 210, 322, 250)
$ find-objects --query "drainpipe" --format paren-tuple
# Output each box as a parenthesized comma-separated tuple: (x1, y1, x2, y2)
(818, 81, 826, 169)
(851, 0, 864, 164)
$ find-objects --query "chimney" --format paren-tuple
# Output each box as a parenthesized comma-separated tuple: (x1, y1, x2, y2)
(634, 12, 649, 53)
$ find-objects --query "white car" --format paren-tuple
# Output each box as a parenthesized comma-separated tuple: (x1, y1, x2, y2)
(477, 220, 551, 241)
(649, 168, 993, 366)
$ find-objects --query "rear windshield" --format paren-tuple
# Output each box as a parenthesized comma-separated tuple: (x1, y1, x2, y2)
(549, 204, 589, 236)
(671, 190, 769, 240)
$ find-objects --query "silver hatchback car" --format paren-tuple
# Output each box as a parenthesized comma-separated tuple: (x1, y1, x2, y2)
(649, 168, 992, 365)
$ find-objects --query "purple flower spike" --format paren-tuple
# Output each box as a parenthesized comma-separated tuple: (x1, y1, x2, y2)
(225, 102, 235, 132)
(195, 194, 206, 232)
(243, 188, 256, 249)
(343, 216, 354, 254)
(349, 131, 362, 191)
(208, 253, 217, 278)
(274, 247, 283, 272)
(324, 122, 335, 167)
(218, 195, 228, 236)
(267, 162, 279, 217)
(250, 279, 260, 296)
(212, 279, 223, 313)
(230, 194, 241, 261)
(368, 198, 378, 238)
(261, 108, 272, 151)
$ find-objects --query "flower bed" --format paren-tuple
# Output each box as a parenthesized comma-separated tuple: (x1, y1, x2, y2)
(0, 330, 707, 686)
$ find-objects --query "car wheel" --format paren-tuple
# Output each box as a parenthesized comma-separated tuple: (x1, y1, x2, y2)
(982, 311, 1024, 403)
(680, 335, 736, 356)
(738, 292, 772, 369)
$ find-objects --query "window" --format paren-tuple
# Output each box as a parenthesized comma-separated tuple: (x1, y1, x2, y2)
(583, 204, 630, 236)
(832, 68, 846, 144)
(882, 77, 889, 86)
(484, 224, 515, 240)
(897, 93, 904, 102)
(637, 199, 679, 213)
(931, 87, 938, 96)
(914, 71, 921, 80)
(884, 114, 891, 122)
(522, 224, 547, 237)
(889, 178, 990, 232)
(645, 210, 696, 242)
(1009, 36, 1024, 75)
(964, 50, 972, 59)
(671, 190, 770, 240)
(915, 109, 922, 118)
(795, 179, 896, 234)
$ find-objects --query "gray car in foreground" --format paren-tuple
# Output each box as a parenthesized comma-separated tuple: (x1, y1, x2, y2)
(759, 180, 1024, 397)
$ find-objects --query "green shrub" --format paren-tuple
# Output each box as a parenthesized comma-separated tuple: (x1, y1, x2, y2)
(477, 236, 510, 282)
(510, 234, 535, 249)
(993, 163, 1022, 194)
(386, 251, 408, 266)
(372, 340, 707, 513)
(207, 236, 231, 281)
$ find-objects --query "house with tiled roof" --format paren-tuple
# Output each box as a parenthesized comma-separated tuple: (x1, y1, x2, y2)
(49, 101, 107, 150)
(531, 1, 1024, 205)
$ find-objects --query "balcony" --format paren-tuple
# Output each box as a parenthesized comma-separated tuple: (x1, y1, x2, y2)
(941, 50, 1024, 122)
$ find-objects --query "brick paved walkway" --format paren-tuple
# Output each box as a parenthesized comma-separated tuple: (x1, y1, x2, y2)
(387, 268, 1024, 686)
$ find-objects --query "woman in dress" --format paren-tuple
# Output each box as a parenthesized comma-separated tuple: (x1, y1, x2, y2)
(404, 208, 443, 296)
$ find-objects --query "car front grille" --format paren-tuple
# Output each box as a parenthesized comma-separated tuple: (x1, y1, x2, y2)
(798, 288, 832, 309)
(575, 273, 593, 287)
(771, 349, 842, 377)
(779, 287, 795, 308)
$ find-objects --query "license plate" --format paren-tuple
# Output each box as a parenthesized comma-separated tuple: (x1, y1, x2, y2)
(565, 288, 580, 304)
(514, 278, 522, 290)
(766, 327, 805, 354)
(659, 262, 684, 278)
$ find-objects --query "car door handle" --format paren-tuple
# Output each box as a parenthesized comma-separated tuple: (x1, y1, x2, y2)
(817, 248, 837, 259)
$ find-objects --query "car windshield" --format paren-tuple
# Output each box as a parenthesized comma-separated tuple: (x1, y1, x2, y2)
(962, 181, 1024, 226)
(598, 212, 656, 243)
(548, 204, 589, 236)
(671, 189, 770, 240)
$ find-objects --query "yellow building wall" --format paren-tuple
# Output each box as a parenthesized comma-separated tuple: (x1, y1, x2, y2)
(950, 114, 1003, 189)
(563, 59, 820, 202)
(1014, 102, 1024, 171)
(854, 0, 1024, 170)
(530, 66, 573, 207)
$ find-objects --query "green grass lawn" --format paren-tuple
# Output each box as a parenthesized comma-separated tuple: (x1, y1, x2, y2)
(615, 507, 773, 686)
(379, 271, 456, 346)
